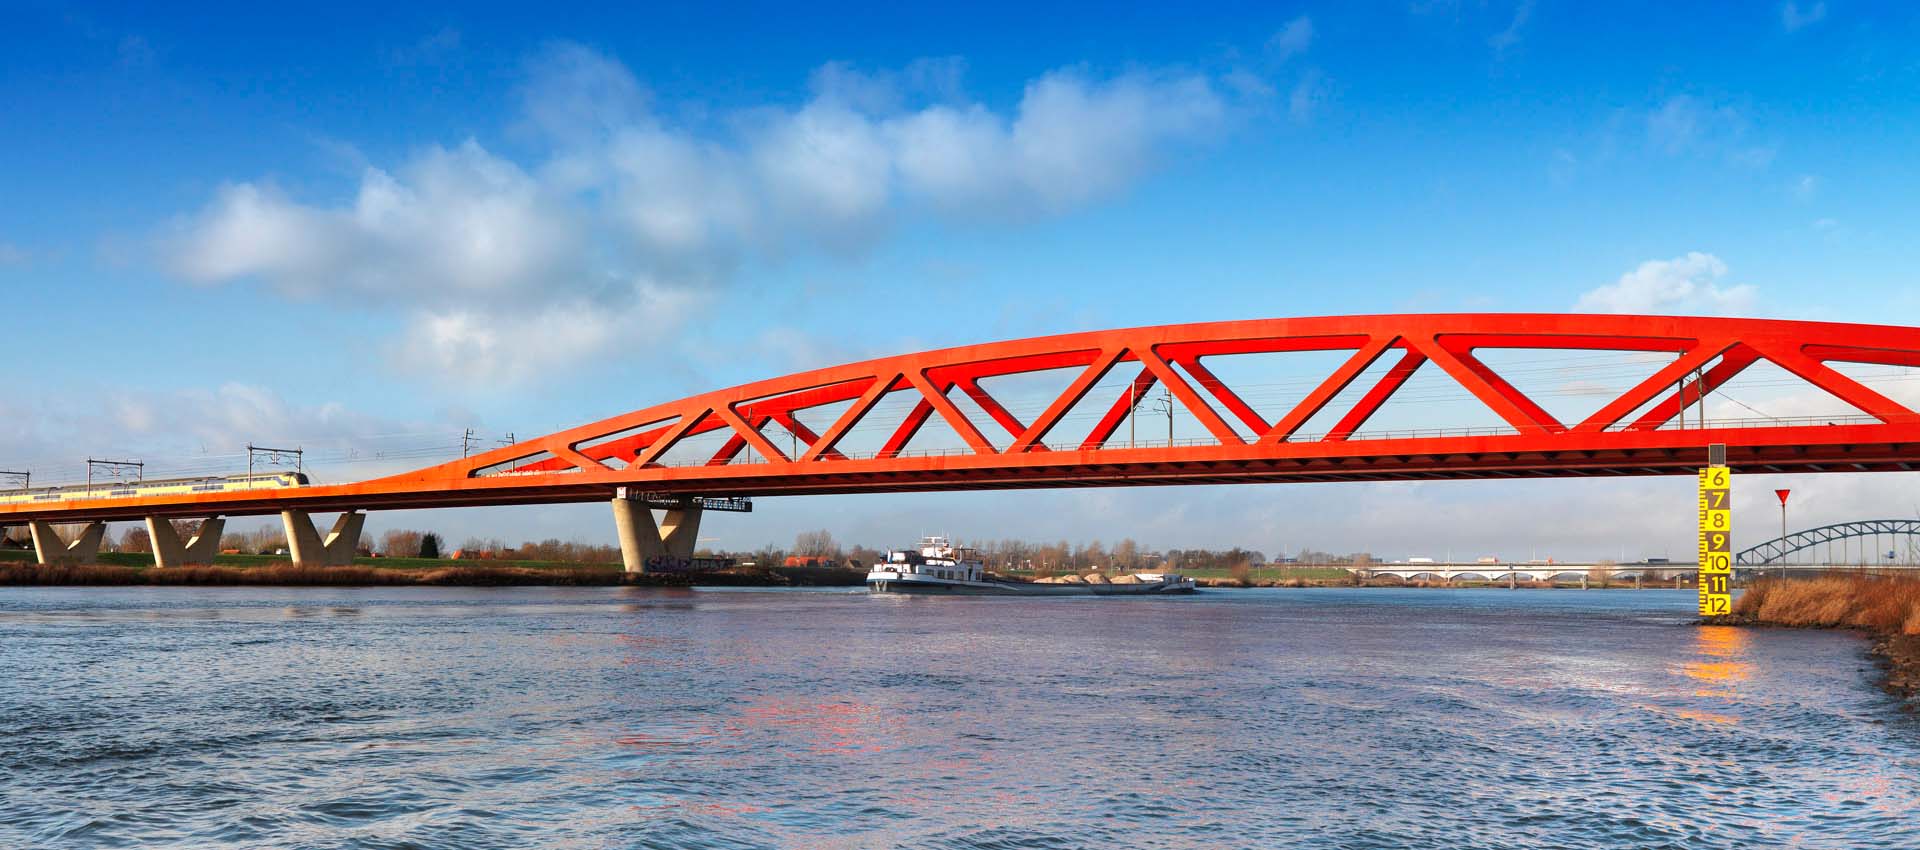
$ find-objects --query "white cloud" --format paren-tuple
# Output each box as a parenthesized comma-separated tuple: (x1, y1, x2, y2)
(0, 383, 430, 487)
(0, 242, 26, 267)
(1288, 69, 1329, 124)
(387, 27, 461, 66)
(1267, 16, 1314, 60)
(164, 44, 1246, 387)
(1488, 0, 1534, 54)
(168, 142, 584, 302)
(1791, 173, 1821, 199)
(1646, 95, 1714, 153)
(394, 286, 696, 385)
(1574, 252, 1757, 315)
(1781, 1, 1826, 32)
(1645, 94, 1773, 167)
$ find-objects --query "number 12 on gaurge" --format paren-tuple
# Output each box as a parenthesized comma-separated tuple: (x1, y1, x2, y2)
(1697, 466, 1733, 618)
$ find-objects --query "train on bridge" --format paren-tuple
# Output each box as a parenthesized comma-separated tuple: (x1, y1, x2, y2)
(7, 313, 1920, 573)
(0, 472, 307, 507)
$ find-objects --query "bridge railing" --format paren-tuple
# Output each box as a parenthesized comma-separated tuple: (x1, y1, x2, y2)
(629, 414, 1895, 468)
(1602, 413, 1884, 432)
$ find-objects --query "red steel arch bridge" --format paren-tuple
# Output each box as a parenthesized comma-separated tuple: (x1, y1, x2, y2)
(7, 313, 1920, 571)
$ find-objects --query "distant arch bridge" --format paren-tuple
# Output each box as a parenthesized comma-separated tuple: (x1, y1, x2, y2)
(1735, 519, 1920, 566)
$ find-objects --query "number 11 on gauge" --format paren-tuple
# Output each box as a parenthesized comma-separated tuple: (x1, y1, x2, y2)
(1698, 467, 1733, 618)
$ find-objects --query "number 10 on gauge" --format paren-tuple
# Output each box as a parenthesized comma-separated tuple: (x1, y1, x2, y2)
(1698, 467, 1733, 617)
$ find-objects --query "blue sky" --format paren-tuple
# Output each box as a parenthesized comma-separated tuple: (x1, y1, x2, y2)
(5, 1, 1920, 558)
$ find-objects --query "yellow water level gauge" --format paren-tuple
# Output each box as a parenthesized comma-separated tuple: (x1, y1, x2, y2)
(1698, 466, 1733, 617)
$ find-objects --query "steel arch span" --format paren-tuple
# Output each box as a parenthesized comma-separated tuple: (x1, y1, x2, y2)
(9, 312, 1920, 522)
(1736, 520, 1920, 565)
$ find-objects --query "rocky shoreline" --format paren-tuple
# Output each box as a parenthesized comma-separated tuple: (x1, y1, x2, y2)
(1716, 576, 1920, 704)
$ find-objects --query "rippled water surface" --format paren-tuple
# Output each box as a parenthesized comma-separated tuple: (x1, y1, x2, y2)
(2, 586, 1916, 849)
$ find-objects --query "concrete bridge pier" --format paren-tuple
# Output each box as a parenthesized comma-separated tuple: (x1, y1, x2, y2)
(611, 493, 701, 574)
(281, 510, 364, 567)
(29, 520, 106, 565)
(147, 516, 225, 568)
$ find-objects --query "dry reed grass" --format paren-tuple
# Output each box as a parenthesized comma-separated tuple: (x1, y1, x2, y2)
(0, 563, 142, 585)
(0, 562, 626, 586)
(0, 561, 861, 587)
(1734, 575, 1920, 635)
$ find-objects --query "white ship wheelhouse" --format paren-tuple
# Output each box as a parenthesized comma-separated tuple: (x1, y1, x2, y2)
(880, 536, 983, 582)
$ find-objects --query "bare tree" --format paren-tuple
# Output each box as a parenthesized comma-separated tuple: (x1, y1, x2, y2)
(381, 529, 425, 558)
(119, 527, 152, 553)
(793, 529, 839, 558)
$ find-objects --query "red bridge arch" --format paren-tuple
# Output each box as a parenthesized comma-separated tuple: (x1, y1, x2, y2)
(7, 313, 1920, 522)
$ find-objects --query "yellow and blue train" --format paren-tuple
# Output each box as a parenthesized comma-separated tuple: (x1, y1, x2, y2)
(0, 472, 309, 506)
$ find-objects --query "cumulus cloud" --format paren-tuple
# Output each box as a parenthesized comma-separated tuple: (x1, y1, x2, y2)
(163, 44, 1244, 387)
(1574, 252, 1756, 315)
(170, 142, 585, 302)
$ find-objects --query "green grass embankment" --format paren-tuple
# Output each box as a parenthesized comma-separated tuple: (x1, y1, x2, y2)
(1176, 566, 1355, 584)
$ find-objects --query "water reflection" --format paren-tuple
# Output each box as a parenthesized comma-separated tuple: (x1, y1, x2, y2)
(0, 586, 1912, 849)
(1680, 624, 1752, 701)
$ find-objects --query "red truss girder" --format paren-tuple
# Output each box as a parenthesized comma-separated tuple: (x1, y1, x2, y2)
(11, 314, 1920, 522)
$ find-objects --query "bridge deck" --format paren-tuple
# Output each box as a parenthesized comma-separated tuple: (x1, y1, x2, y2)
(6, 313, 1920, 523)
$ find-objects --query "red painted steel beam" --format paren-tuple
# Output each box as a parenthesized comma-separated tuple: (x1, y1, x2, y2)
(8, 314, 1920, 524)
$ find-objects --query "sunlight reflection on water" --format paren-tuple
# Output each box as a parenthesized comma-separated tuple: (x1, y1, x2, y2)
(0, 586, 1914, 848)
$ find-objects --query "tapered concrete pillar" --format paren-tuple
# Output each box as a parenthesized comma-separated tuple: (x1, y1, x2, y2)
(281, 510, 364, 567)
(611, 495, 702, 573)
(147, 516, 225, 568)
(659, 508, 701, 560)
(29, 520, 106, 565)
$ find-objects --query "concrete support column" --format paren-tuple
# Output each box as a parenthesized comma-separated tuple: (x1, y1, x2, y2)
(281, 510, 364, 567)
(147, 516, 225, 568)
(29, 520, 106, 565)
(659, 507, 702, 560)
(611, 494, 703, 573)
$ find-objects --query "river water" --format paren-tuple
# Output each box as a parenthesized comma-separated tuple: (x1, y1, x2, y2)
(1, 586, 1915, 849)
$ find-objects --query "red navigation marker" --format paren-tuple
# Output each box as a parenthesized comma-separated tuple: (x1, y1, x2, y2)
(1775, 489, 1791, 506)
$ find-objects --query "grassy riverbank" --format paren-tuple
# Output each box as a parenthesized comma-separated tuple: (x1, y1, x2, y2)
(1728, 576, 1920, 700)
(0, 554, 865, 588)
